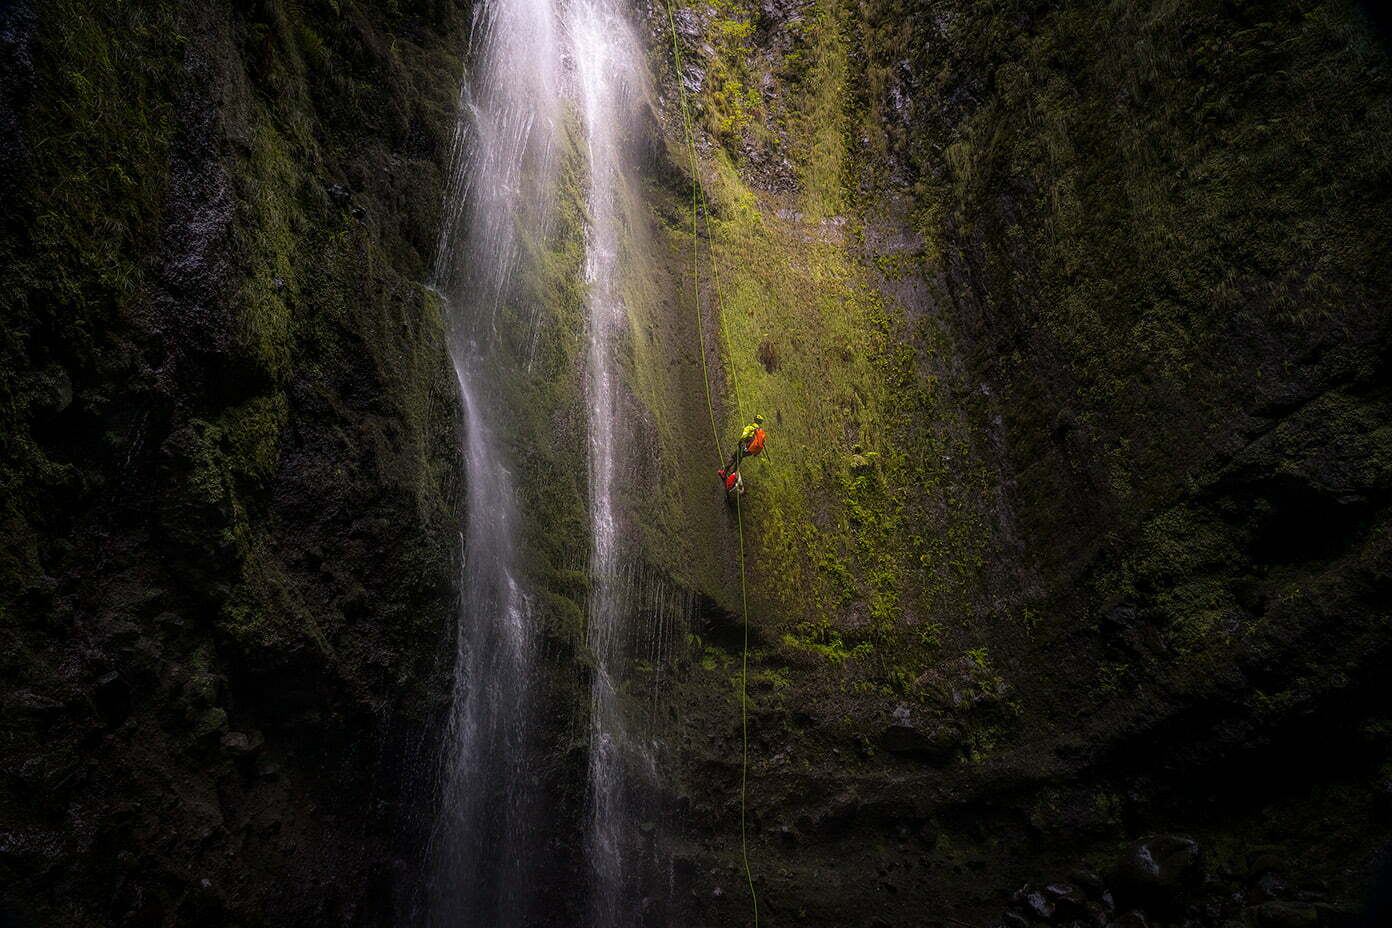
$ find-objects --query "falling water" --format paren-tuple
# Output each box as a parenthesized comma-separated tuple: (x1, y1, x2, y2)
(573, 1, 651, 923)
(427, 0, 661, 919)
(424, 0, 562, 921)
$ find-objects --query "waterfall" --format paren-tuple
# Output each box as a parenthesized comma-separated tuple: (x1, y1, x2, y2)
(424, 0, 562, 921)
(573, 2, 650, 924)
(427, 0, 658, 920)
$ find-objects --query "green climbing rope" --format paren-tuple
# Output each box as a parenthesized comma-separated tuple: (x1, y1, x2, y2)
(734, 490, 758, 926)
(663, 3, 759, 924)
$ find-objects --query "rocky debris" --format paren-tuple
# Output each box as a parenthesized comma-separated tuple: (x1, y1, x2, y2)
(1006, 880, 1106, 926)
(1246, 847, 1287, 904)
(1112, 835, 1202, 911)
(1012, 885, 1054, 920)
(994, 836, 1379, 928)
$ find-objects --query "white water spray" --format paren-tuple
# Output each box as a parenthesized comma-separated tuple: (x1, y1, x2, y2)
(573, 2, 649, 923)
(425, 0, 562, 923)
(427, 0, 661, 920)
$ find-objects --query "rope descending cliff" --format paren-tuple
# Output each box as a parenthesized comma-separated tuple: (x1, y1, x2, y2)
(663, 2, 760, 923)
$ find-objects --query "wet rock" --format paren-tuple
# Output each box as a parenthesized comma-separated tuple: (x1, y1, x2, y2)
(1012, 884, 1054, 920)
(1112, 835, 1202, 911)
(673, 5, 703, 39)
(1002, 911, 1030, 928)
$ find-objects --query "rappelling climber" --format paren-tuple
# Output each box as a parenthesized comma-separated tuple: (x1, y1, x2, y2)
(726, 414, 767, 473)
(717, 466, 745, 497)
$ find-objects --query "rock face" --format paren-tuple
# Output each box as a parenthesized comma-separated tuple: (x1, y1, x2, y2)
(639, 0, 1392, 924)
(0, 1, 470, 924)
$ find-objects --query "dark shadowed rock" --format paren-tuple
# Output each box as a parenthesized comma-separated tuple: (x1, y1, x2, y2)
(1105, 912, 1148, 928)
(1113, 835, 1202, 910)
(1247, 850, 1283, 876)
(1103, 605, 1140, 631)
(1012, 884, 1054, 920)
(1374, 779, 1392, 822)
(1312, 902, 1361, 928)
(1244, 901, 1319, 928)
(93, 672, 131, 728)
(219, 730, 264, 755)
(1251, 870, 1287, 904)
(1071, 869, 1106, 898)
(880, 711, 961, 762)
(1044, 882, 1090, 920)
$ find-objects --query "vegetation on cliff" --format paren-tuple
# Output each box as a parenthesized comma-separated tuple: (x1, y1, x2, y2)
(1, 1, 471, 923)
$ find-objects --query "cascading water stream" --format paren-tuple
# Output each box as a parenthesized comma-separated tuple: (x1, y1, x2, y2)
(573, 3, 651, 924)
(424, 0, 562, 922)
(427, 0, 657, 919)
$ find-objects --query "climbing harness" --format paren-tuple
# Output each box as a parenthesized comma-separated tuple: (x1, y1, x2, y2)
(718, 467, 746, 497)
(663, 3, 759, 923)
